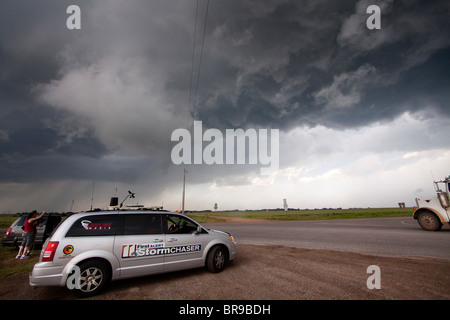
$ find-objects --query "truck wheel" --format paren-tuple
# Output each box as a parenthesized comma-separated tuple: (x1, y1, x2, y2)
(418, 211, 442, 231)
(69, 260, 110, 298)
(206, 246, 227, 273)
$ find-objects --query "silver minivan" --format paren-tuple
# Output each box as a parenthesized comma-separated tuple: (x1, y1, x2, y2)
(29, 211, 237, 297)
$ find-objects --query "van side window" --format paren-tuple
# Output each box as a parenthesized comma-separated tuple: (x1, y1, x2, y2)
(166, 215, 198, 234)
(66, 215, 121, 237)
(124, 214, 162, 235)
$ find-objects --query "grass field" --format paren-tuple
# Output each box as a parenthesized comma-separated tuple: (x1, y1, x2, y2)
(0, 215, 20, 229)
(187, 207, 413, 223)
(0, 207, 413, 227)
(0, 245, 40, 277)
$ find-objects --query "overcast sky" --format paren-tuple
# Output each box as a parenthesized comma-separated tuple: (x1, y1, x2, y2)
(1, 0, 449, 213)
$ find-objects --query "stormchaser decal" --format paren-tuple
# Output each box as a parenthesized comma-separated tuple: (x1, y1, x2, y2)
(122, 243, 201, 258)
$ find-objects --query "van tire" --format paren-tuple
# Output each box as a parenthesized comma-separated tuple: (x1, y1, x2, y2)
(417, 211, 442, 231)
(69, 260, 110, 298)
(206, 245, 227, 273)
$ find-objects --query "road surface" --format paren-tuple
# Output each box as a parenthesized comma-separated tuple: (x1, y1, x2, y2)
(204, 217, 450, 259)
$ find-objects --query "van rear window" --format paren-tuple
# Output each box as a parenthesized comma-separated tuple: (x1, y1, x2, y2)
(123, 214, 163, 235)
(66, 215, 121, 237)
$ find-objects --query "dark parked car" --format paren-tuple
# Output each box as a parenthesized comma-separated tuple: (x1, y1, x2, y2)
(2, 213, 63, 248)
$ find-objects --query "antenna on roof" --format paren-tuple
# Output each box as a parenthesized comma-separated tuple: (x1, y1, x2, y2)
(90, 181, 95, 211)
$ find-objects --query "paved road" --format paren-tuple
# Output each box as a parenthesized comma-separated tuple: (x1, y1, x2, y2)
(204, 217, 450, 259)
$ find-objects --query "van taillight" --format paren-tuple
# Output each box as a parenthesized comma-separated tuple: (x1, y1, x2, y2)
(42, 241, 59, 262)
(5, 228, 11, 237)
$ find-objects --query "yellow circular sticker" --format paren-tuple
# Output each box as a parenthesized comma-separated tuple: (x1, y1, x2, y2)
(63, 245, 74, 255)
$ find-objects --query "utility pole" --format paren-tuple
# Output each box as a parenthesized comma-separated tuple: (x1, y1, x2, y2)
(182, 169, 187, 215)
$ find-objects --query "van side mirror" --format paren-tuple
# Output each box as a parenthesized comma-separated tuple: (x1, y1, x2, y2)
(196, 226, 202, 234)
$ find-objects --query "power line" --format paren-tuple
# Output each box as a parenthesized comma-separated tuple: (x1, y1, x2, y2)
(187, 0, 210, 130)
(187, 0, 200, 130)
(192, 0, 210, 124)
(182, 0, 209, 214)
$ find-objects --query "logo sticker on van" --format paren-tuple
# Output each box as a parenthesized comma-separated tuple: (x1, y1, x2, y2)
(81, 220, 112, 230)
(122, 244, 201, 258)
(63, 245, 74, 255)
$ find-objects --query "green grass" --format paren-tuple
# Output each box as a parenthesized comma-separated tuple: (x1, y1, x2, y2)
(185, 214, 227, 223)
(187, 207, 413, 223)
(0, 244, 40, 277)
(0, 214, 20, 229)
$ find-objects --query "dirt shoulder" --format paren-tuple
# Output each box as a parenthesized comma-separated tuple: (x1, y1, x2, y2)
(1, 244, 449, 300)
(210, 216, 272, 223)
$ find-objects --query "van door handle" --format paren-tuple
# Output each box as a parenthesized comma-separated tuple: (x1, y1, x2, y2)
(153, 239, 164, 243)
(167, 238, 177, 242)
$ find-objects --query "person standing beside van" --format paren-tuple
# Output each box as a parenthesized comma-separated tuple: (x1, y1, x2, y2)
(16, 210, 46, 259)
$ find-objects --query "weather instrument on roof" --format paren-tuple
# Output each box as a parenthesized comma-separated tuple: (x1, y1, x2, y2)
(120, 190, 136, 207)
(109, 190, 136, 209)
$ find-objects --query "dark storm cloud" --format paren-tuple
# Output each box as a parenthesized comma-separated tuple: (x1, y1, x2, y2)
(0, 105, 112, 182)
(1, 0, 191, 184)
(195, 0, 450, 130)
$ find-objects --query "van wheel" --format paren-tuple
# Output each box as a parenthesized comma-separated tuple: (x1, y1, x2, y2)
(70, 260, 110, 298)
(418, 211, 442, 231)
(206, 246, 226, 273)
